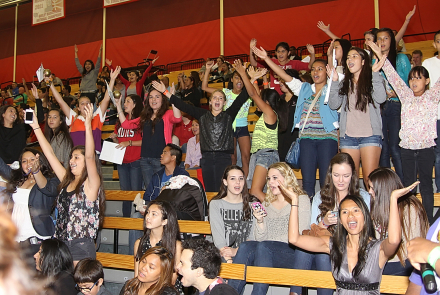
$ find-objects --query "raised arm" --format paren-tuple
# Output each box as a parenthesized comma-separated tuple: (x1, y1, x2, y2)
(99, 66, 121, 116)
(249, 38, 258, 67)
(379, 181, 419, 266)
(284, 181, 330, 253)
(74, 45, 83, 74)
(201, 61, 220, 93)
(22, 78, 35, 102)
(83, 104, 100, 201)
(28, 109, 66, 181)
(307, 44, 316, 70)
(97, 44, 103, 60)
(317, 21, 340, 40)
(48, 81, 72, 118)
(138, 57, 157, 86)
(395, 6, 416, 45)
(151, 81, 182, 120)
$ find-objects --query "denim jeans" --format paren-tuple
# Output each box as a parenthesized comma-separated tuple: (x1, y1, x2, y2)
(117, 159, 143, 217)
(228, 241, 297, 295)
(401, 147, 435, 224)
(299, 138, 338, 197)
(128, 211, 144, 255)
(139, 157, 162, 190)
(383, 259, 413, 276)
(380, 100, 403, 181)
(434, 120, 440, 193)
(200, 152, 232, 192)
(290, 249, 333, 295)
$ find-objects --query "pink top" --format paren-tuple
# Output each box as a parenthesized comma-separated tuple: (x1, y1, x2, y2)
(110, 62, 153, 97)
(383, 60, 440, 150)
(121, 110, 181, 144)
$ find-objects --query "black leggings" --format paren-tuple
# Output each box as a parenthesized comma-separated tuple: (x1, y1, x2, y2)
(200, 152, 231, 192)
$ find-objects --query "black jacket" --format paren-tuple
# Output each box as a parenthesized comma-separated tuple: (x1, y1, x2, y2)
(0, 157, 59, 237)
(170, 88, 249, 154)
(196, 284, 239, 295)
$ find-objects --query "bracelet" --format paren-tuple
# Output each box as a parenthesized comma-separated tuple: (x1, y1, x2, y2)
(291, 204, 298, 207)
(428, 246, 440, 270)
(263, 82, 269, 86)
(163, 89, 169, 95)
(322, 219, 329, 228)
(32, 169, 40, 175)
(253, 80, 258, 84)
(129, 140, 132, 146)
(33, 127, 40, 131)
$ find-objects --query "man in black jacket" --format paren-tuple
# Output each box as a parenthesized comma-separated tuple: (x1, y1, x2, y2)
(178, 239, 239, 295)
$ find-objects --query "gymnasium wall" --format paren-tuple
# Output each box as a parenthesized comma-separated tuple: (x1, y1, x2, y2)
(0, 0, 438, 84)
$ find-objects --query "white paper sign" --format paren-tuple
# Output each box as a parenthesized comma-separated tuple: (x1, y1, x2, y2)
(36, 64, 45, 82)
(99, 141, 126, 165)
(103, 0, 138, 8)
(32, 0, 65, 26)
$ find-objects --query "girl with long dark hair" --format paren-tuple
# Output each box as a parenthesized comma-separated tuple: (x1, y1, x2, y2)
(44, 108, 73, 168)
(202, 61, 252, 177)
(289, 180, 418, 294)
(328, 46, 386, 190)
(177, 73, 202, 107)
(252, 46, 339, 197)
(209, 165, 257, 262)
(110, 94, 144, 217)
(134, 201, 182, 293)
(369, 168, 429, 276)
(74, 44, 102, 104)
(29, 104, 105, 263)
(0, 105, 26, 164)
(122, 246, 178, 295)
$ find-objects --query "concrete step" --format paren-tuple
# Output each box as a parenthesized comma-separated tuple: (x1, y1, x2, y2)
(104, 181, 120, 190)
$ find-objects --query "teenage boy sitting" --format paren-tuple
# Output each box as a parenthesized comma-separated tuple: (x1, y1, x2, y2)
(74, 258, 112, 295)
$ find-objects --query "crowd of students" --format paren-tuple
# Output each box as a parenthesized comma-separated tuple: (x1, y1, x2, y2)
(1, 8, 440, 294)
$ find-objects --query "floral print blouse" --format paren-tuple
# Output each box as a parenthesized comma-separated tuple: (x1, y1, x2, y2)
(382, 59, 440, 150)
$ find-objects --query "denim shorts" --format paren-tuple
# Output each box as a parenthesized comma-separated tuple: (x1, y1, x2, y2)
(65, 238, 96, 261)
(233, 126, 250, 139)
(340, 135, 382, 149)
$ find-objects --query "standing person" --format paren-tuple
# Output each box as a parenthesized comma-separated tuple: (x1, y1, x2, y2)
(209, 165, 257, 262)
(106, 57, 159, 97)
(328, 47, 386, 190)
(152, 60, 259, 192)
(250, 39, 315, 95)
(178, 74, 202, 107)
(177, 239, 239, 295)
(422, 30, 440, 195)
(121, 246, 179, 295)
(134, 201, 182, 293)
(375, 28, 411, 182)
(44, 108, 73, 168)
(202, 60, 252, 177)
(118, 88, 181, 190)
(184, 119, 202, 169)
(412, 50, 423, 67)
(74, 44, 102, 104)
(48, 67, 121, 152)
(252, 45, 339, 197)
(369, 40, 440, 224)
(369, 167, 429, 276)
(228, 162, 310, 295)
(0, 105, 26, 164)
(29, 104, 105, 263)
(289, 180, 418, 294)
(111, 94, 144, 217)
(290, 153, 371, 295)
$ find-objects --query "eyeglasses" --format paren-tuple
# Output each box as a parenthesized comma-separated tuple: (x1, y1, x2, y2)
(75, 280, 99, 293)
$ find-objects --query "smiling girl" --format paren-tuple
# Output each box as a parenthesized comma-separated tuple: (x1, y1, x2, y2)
(74, 44, 102, 104)
(44, 109, 73, 168)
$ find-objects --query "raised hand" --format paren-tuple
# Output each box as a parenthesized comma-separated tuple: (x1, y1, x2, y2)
(25, 109, 39, 129)
(252, 46, 268, 60)
(99, 44, 103, 51)
(247, 66, 267, 82)
(306, 44, 315, 55)
(406, 5, 416, 21)
(29, 154, 41, 175)
(372, 55, 387, 72)
(30, 84, 39, 98)
(170, 82, 176, 95)
(327, 40, 335, 56)
(232, 59, 246, 76)
(152, 56, 160, 64)
(205, 60, 215, 70)
(83, 103, 94, 126)
(110, 66, 121, 80)
(250, 38, 257, 49)
(391, 181, 419, 200)
(74, 44, 78, 53)
(366, 41, 383, 59)
(326, 64, 339, 81)
(152, 81, 166, 93)
(105, 58, 112, 66)
(277, 180, 298, 204)
(317, 21, 330, 32)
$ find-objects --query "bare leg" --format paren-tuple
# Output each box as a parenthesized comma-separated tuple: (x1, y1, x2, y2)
(238, 136, 251, 178)
(359, 146, 381, 190)
(250, 165, 268, 202)
(341, 148, 361, 178)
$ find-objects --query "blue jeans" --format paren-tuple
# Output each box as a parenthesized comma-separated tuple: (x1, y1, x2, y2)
(383, 259, 413, 276)
(117, 159, 143, 217)
(434, 120, 440, 193)
(290, 249, 333, 295)
(139, 157, 162, 190)
(300, 138, 338, 197)
(228, 241, 297, 295)
(128, 211, 144, 255)
(380, 100, 403, 181)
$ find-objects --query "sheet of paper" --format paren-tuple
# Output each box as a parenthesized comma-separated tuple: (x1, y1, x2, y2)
(36, 64, 45, 82)
(99, 141, 126, 165)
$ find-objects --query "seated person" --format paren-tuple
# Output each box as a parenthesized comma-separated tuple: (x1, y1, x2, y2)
(74, 258, 112, 295)
(178, 239, 239, 295)
(184, 119, 201, 169)
(144, 144, 189, 202)
(173, 112, 193, 153)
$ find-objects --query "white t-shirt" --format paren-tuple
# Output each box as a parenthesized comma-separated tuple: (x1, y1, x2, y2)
(422, 57, 440, 118)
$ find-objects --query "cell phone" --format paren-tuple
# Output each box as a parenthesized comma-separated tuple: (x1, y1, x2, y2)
(331, 211, 339, 217)
(25, 109, 33, 124)
(252, 202, 267, 215)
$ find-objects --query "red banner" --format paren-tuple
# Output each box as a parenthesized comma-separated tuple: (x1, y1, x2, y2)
(32, 0, 65, 26)
(103, 0, 138, 8)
